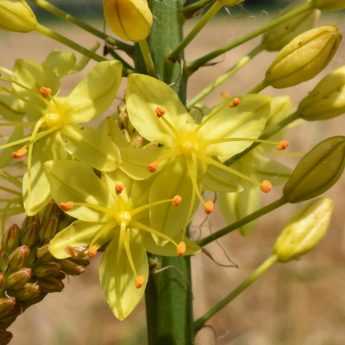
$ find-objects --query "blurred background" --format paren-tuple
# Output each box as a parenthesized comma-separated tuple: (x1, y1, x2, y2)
(2, 0, 345, 344)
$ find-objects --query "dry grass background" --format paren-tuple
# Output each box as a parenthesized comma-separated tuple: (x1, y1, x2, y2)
(1, 10, 345, 345)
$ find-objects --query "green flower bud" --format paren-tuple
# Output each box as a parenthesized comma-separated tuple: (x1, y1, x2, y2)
(0, 297, 16, 318)
(1, 224, 20, 253)
(6, 268, 32, 290)
(7, 245, 30, 272)
(274, 198, 333, 262)
(103, 0, 153, 42)
(263, 9, 320, 52)
(15, 283, 41, 302)
(34, 262, 62, 278)
(265, 26, 342, 88)
(60, 259, 86, 276)
(0, 0, 38, 33)
(0, 329, 13, 345)
(0, 273, 4, 288)
(36, 245, 53, 261)
(39, 277, 64, 293)
(284, 136, 345, 203)
(298, 66, 345, 121)
(21, 217, 39, 247)
(40, 217, 59, 243)
(312, 0, 345, 10)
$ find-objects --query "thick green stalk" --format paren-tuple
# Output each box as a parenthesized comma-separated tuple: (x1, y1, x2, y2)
(145, 2, 194, 345)
(194, 255, 278, 332)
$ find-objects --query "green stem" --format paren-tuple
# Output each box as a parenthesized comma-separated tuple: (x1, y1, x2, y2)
(188, 44, 263, 107)
(249, 79, 268, 94)
(33, 0, 133, 53)
(194, 255, 278, 332)
(169, 1, 223, 61)
(188, 1, 313, 73)
(183, 0, 213, 17)
(139, 40, 156, 76)
(36, 24, 107, 62)
(198, 197, 286, 247)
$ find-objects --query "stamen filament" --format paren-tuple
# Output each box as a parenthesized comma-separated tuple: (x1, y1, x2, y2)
(206, 137, 280, 146)
(123, 229, 138, 276)
(131, 198, 178, 217)
(205, 156, 258, 186)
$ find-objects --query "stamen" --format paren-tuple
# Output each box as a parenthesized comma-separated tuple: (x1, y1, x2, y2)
(115, 183, 125, 194)
(230, 97, 241, 107)
(260, 180, 273, 193)
(131, 197, 182, 217)
(11, 146, 27, 160)
(277, 140, 289, 151)
(87, 245, 98, 258)
(135, 275, 145, 289)
(206, 137, 280, 146)
(59, 201, 74, 211)
(204, 200, 215, 215)
(148, 161, 159, 173)
(177, 241, 187, 256)
(172, 195, 183, 207)
(39, 86, 53, 98)
(155, 106, 166, 118)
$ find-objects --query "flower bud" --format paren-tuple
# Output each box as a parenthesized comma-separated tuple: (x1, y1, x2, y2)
(15, 283, 41, 302)
(283, 136, 345, 203)
(0, 0, 38, 33)
(0, 297, 16, 318)
(21, 217, 39, 246)
(60, 259, 86, 276)
(312, 0, 345, 10)
(34, 262, 62, 279)
(103, 0, 153, 42)
(298, 66, 345, 121)
(0, 329, 13, 345)
(274, 198, 333, 262)
(265, 26, 342, 88)
(262, 9, 320, 52)
(7, 245, 30, 272)
(6, 268, 32, 290)
(39, 277, 64, 293)
(1, 224, 20, 253)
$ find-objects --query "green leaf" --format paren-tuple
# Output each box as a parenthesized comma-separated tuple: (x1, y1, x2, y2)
(126, 74, 194, 144)
(203, 164, 244, 192)
(200, 95, 271, 161)
(44, 160, 111, 222)
(49, 220, 106, 259)
(66, 61, 122, 123)
(62, 125, 120, 172)
(149, 159, 194, 240)
(99, 232, 148, 320)
(219, 188, 261, 235)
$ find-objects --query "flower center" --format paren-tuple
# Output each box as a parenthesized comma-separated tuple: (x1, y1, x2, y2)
(43, 98, 70, 129)
(116, 211, 132, 226)
(176, 131, 205, 156)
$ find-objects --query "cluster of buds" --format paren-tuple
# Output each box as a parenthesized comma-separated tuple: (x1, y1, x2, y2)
(0, 204, 89, 344)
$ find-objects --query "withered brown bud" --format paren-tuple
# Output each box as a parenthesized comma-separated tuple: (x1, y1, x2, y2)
(39, 277, 64, 293)
(34, 262, 62, 279)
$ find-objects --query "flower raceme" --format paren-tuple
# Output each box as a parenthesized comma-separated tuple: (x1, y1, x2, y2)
(0, 60, 123, 216)
(126, 74, 272, 239)
(45, 160, 199, 320)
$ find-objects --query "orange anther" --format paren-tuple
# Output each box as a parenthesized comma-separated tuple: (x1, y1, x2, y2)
(87, 246, 98, 258)
(115, 183, 125, 194)
(172, 195, 183, 207)
(66, 246, 78, 257)
(39, 86, 52, 98)
(148, 161, 159, 173)
(231, 97, 241, 107)
(177, 241, 187, 256)
(135, 275, 145, 289)
(12, 146, 27, 160)
(155, 106, 166, 118)
(204, 200, 215, 215)
(277, 139, 289, 151)
(59, 201, 74, 211)
(260, 180, 273, 193)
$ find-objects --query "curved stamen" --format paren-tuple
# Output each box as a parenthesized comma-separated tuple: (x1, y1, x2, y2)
(131, 197, 182, 217)
(206, 137, 282, 147)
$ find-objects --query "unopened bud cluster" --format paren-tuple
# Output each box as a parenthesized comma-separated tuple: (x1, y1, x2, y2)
(0, 205, 89, 338)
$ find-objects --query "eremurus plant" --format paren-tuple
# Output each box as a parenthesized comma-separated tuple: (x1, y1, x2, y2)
(0, 0, 345, 344)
